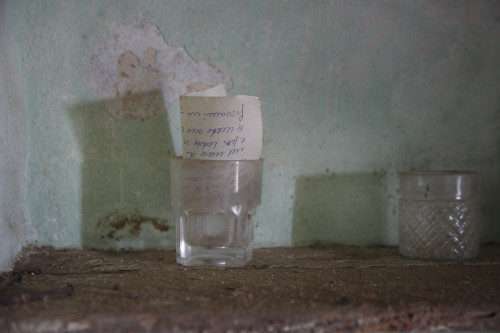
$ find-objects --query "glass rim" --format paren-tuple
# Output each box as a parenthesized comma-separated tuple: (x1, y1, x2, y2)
(170, 156, 263, 163)
(400, 170, 477, 177)
(399, 170, 477, 200)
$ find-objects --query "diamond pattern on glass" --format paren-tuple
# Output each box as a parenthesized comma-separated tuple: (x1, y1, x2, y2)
(399, 199, 478, 259)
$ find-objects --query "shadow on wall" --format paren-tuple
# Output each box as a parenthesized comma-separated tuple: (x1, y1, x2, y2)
(292, 173, 387, 246)
(68, 90, 175, 249)
(478, 174, 500, 242)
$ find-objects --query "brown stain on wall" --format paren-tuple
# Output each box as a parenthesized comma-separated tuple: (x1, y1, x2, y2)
(112, 49, 168, 121)
(97, 211, 169, 241)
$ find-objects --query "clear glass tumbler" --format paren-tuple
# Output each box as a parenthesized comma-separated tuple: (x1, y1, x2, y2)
(170, 157, 263, 267)
(399, 171, 479, 259)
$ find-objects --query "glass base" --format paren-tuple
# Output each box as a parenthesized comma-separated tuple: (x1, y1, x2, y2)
(176, 243, 253, 267)
(399, 199, 478, 259)
(176, 207, 255, 268)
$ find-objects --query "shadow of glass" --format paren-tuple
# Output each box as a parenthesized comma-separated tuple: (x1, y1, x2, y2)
(292, 173, 387, 246)
(68, 90, 175, 250)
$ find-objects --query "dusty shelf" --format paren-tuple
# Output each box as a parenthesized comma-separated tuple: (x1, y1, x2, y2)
(1, 245, 499, 332)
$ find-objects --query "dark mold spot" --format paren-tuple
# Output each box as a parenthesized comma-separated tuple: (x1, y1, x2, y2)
(338, 296, 350, 305)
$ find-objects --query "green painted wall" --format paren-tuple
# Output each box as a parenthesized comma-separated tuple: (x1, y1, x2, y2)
(0, 1, 33, 271)
(1, 0, 499, 270)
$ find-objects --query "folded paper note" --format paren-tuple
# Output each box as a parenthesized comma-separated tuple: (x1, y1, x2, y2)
(184, 83, 228, 97)
(179, 85, 262, 160)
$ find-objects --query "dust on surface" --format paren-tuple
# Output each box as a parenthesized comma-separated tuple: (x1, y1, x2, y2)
(1, 245, 499, 332)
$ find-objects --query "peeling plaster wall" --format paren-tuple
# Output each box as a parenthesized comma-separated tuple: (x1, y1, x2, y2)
(1, 1, 499, 260)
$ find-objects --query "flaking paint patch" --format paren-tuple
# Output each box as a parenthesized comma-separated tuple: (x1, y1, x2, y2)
(89, 21, 232, 121)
